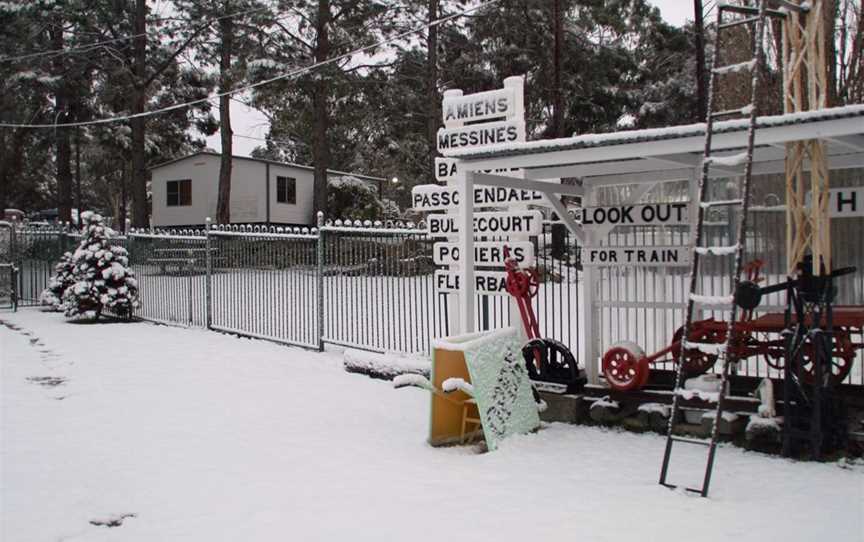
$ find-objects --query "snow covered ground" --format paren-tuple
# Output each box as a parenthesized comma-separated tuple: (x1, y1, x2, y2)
(1, 309, 862, 542)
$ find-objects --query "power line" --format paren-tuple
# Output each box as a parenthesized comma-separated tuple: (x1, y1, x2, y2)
(0, 0, 502, 129)
(0, 4, 276, 64)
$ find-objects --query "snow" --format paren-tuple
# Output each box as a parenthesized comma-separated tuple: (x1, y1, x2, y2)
(694, 244, 739, 256)
(689, 293, 734, 307)
(343, 348, 430, 380)
(638, 402, 670, 417)
(705, 152, 750, 167)
(2, 309, 863, 541)
(441, 377, 475, 396)
(712, 60, 756, 75)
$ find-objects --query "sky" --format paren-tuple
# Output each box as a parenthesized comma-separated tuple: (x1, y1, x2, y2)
(205, 1, 695, 158)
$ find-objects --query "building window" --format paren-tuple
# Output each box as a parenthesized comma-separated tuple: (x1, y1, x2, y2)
(277, 176, 296, 204)
(167, 179, 191, 206)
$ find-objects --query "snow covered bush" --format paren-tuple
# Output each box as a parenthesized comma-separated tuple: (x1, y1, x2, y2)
(39, 251, 75, 310)
(61, 211, 139, 320)
(327, 176, 400, 220)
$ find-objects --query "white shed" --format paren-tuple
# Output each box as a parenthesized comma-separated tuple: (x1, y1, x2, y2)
(149, 152, 383, 227)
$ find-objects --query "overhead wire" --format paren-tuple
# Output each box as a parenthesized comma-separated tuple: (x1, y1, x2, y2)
(0, 0, 503, 129)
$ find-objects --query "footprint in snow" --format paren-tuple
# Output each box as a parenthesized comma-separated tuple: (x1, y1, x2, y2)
(90, 513, 136, 528)
(26, 376, 67, 388)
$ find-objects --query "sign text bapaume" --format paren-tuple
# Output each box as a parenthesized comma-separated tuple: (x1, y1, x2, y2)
(413, 184, 543, 211)
(428, 211, 542, 237)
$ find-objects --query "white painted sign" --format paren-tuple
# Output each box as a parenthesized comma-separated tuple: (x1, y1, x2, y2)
(412, 184, 544, 212)
(581, 246, 691, 267)
(435, 270, 510, 296)
(428, 211, 543, 237)
(810, 187, 864, 217)
(442, 87, 516, 126)
(433, 241, 535, 267)
(581, 203, 690, 227)
(435, 157, 522, 183)
(437, 119, 526, 154)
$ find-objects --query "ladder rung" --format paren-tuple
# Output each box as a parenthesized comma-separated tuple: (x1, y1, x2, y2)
(689, 293, 734, 307)
(694, 244, 739, 256)
(719, 16, 760, 30)
(712, 60, 756, 75)
(699, 199, 743, 209)
(671, 436, 712, 446)
(711, 105, 754, 119)
(772, 0, 809, 14)
(705, 152, 750, 167)
(682, 340, 727, 357)
(718, 3, 789, 18)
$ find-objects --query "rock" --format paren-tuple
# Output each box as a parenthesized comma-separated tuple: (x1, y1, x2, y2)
(538, 393, 588, 424)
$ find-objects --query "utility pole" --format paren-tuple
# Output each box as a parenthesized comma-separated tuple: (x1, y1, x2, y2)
(694, 0, 707, 122)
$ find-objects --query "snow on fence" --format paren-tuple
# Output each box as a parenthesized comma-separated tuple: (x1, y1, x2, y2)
(4, 220, 582, 359)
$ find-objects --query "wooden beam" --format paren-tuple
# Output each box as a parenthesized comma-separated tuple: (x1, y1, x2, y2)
(473, 172, 584, 197)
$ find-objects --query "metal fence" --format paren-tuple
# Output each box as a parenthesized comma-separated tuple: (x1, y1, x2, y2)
(3, 219, 582, 359)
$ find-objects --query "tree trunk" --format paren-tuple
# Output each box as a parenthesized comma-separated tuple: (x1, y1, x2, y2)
(217, 13, 234, 225)
(75, 127, 83, 227)
(312, 0, 331, 216)
(51, 22, 73, 224)
(426, 0, 439, 174)
(550, 0, 564, 137)
(130, 0, 149, 228)
(693, 0, 707, 122)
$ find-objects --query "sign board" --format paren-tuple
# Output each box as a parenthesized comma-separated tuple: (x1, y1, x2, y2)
(437, 119, 526, 154)
(412, 184, 544, 212)
(442, 87, 517, 126)
(433, 241, 535, 267)
(435, 270, 510, 295)
(808, 187, 864, 218)
(428, 211, 543, 237)
(581, 246, 691, 267)
(435, 157, 522, 183)
(581, 203, 690, 227)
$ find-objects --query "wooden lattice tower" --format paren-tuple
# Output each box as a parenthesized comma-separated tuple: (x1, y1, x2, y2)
(783, 0, 831, 275)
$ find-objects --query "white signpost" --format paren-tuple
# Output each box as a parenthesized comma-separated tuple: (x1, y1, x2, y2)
(580, 246, 691, 267)
(434, 157, 523, 184)
(826, 187, 864, 218)
(433, 241, 535, 267)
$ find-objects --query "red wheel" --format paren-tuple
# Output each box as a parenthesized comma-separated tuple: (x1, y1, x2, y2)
(672, 322, 724, 377)
(795, 329, 855, 386)
(602, 341, 650, 391)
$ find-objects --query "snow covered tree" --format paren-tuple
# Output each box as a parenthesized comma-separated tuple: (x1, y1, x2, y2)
(40, 251, 75, 310)
(62, 212, 139, 320)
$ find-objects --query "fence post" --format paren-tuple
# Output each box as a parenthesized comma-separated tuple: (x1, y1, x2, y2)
(316, 211, 325, 351)
(205, 217, 212, 329)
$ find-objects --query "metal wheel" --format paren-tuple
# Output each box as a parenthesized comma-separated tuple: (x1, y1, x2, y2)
(672, 322, 724, 377)
(794, 329, 855, 386)
(521, 337, 584, 391)
(602, 341, 649, 392)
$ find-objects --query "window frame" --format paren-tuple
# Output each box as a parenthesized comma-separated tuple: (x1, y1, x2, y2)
(166, 179, 192, 207)
(276, 176, 297, 205)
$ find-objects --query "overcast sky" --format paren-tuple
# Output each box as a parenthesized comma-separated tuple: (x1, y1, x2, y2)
(206, 1, 695, 157)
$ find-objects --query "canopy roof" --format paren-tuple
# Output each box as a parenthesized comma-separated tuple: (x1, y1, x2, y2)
(449, 104, 864, 187)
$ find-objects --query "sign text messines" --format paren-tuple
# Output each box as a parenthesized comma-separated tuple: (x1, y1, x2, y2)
(427, 211, 543, 237)
(581, 246, 690, 267)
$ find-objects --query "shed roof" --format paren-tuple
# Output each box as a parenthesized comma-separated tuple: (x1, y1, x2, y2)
(149, 151, 385, 183)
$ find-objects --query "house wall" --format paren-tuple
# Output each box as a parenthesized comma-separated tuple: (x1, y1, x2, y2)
(151, 155, 316, 227)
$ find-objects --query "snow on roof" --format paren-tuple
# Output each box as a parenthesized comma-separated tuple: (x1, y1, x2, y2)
(445, 104, 864, 160)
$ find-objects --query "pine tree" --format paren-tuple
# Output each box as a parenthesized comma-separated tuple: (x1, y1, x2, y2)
(40, 251, 76, 310)
(62, 212, 139, 320)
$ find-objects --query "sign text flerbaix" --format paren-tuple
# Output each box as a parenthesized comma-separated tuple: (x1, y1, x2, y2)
(434, 270, 509, 295)
(427, 211, 543, 237)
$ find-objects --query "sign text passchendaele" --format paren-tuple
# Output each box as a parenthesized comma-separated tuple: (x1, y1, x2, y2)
(413, 184, 543, 211)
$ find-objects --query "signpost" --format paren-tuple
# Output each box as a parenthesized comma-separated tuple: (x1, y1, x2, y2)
(581, 202, 690, 228)
(412, 184, 543, 212)
(427, 211, 543, 237)
(434, 270, 510, 295)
